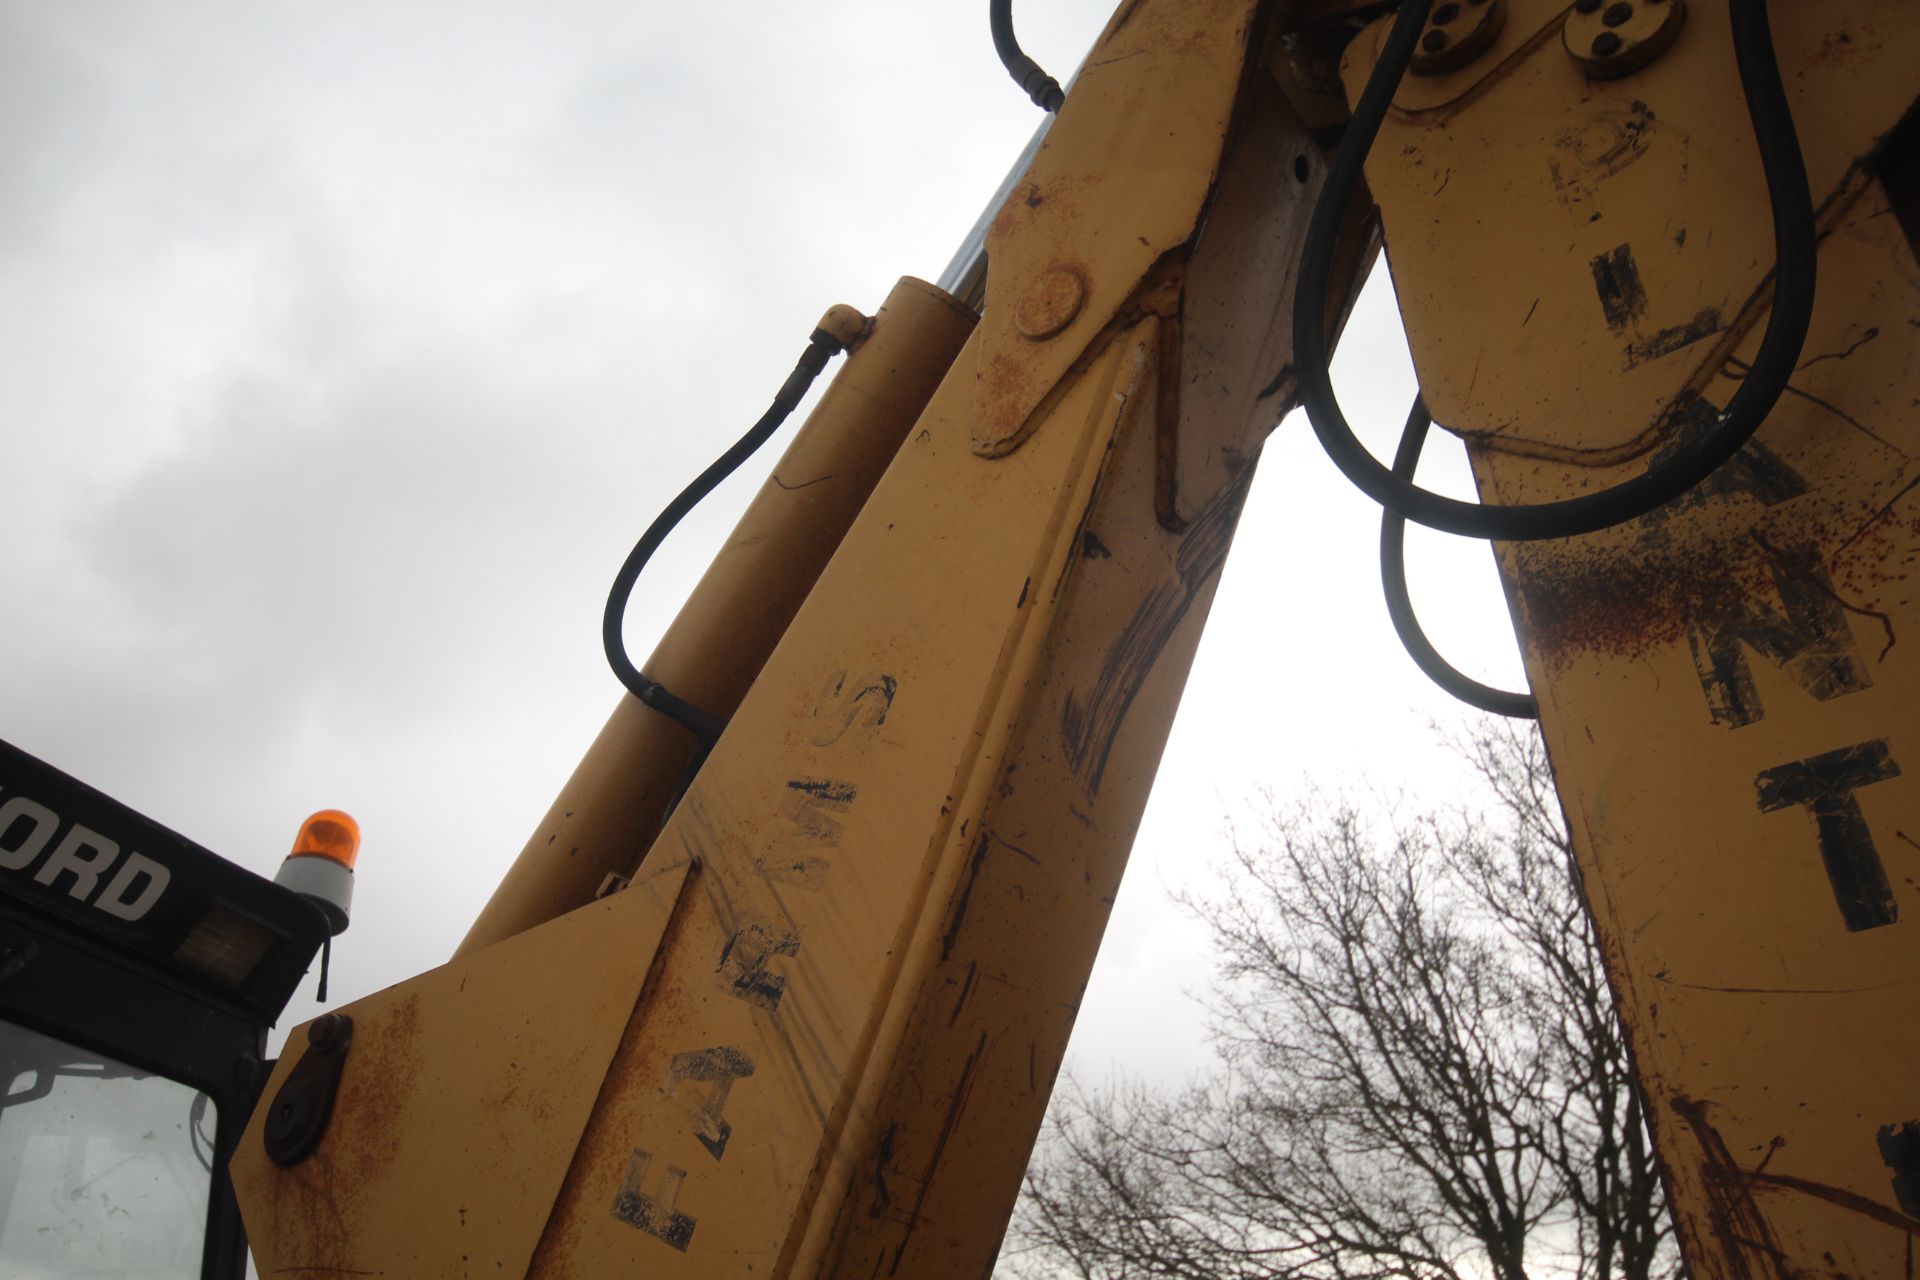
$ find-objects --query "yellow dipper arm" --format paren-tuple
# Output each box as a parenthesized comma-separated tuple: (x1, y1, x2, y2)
(232, 0, 1376, 1274)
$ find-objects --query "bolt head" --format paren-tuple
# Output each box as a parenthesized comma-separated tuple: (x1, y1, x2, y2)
(264, 1080, 314, 1144)
(307, 1012, 345, 1052)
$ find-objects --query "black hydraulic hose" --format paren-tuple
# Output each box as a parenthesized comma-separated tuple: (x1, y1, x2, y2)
(991, 0, 1065, 112)
(602, 328, 848, 746)
(1380, 398, 1538, 719)
(1294, 0, 1816, 542)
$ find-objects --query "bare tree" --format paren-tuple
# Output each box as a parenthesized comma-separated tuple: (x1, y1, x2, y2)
(1010, 723, 1678, 1280)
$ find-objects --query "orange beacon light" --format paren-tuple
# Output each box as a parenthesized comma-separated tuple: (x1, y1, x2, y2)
(272, 809, 359, 936)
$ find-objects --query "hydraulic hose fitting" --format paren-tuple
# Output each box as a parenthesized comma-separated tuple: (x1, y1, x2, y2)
(814, 304, 871, 354)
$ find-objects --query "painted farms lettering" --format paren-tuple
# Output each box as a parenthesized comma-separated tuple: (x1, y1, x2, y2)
(610, 671, 894, 1253)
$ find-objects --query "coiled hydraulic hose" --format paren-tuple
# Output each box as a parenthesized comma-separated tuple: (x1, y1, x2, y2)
(1294, 0, 1815, 542)
(1380, 399, 1537, 719)
(603, 326, 850, 745)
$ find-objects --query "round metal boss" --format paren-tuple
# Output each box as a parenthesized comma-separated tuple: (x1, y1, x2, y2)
(1410, 0, 1506, 76)
(1562, 0, 1686, 80)
(1014, 267, 1087, 341)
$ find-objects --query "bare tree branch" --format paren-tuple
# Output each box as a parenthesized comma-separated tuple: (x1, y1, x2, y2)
(1010, 724, 1680, 1280)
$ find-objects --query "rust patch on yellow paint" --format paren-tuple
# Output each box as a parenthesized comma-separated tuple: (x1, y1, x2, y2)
(343, 994, 420, 1185)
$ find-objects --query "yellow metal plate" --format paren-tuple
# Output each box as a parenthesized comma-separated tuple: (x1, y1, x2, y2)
(232, 856, 691, 1277)
(525, 318, 1147, 1277)
(1349, 0, 1920, 463)
(971, 0, 1262, 456)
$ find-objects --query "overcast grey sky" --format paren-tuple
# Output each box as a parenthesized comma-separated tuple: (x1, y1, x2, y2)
(1, 0, 1524, 1100)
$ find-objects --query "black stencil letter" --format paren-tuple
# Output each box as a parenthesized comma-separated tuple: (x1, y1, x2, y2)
(1876, 1121, 1920, 1220)
(611, 1148, 695, 1251)
(716, 922, 799, 1010)
(756, 779, 854, 889)
(1755, 740, 1902, 931)
(663, 1046, 754, 1161)
(1688, 540, 1871, 730)
(807, 669, 896, 747)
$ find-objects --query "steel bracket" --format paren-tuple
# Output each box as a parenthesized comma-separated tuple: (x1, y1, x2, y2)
(263, 1012, 353, 1167)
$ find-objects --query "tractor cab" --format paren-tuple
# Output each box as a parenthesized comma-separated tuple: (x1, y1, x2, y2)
(0, 739, 329, 1279)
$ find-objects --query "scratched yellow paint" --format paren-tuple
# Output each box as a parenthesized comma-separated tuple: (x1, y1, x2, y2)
(231, 858, 692, 1277)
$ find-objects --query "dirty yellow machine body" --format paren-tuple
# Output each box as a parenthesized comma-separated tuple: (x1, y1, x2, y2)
(231, 0, 1920, 1275)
